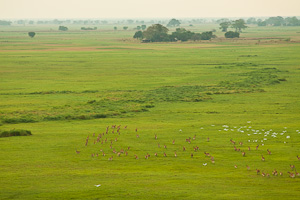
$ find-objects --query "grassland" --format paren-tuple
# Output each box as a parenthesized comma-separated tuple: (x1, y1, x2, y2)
(0, 24, 300, 199)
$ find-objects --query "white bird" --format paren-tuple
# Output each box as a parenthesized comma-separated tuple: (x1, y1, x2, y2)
(203, 163, 207, 166)
(95, 184, 101, 187)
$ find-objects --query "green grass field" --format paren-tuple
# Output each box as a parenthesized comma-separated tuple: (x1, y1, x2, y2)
(1, 24, 300, 199)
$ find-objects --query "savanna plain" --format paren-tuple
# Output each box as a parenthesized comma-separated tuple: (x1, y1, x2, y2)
(1, 24, 300, 199)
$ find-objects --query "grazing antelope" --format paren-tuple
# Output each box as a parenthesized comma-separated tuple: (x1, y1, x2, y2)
(211, 160, 215, 164)
(158, 143, 161, 148)
(102, 152, 106, 156)
(186, 138, 191, 143)
(96, 154, 98, 157)
(234, 146, 237, 151)
(237, 148, 240, 152)
(207, 137, 210, 142)
(164, 145, 167, 149)
(117, 152, 121, 157)
(256, 169, 260, 175)
(91, 153, 94, 158)
(135, 128, 138, 132)
(75, 149, 80, 154)
(191, 153, 193, 158)
(108, 156, 113, 161)
(125, 151, 128, 156)
(230, 139, 236, 145)
(246, 165, 250, 171)
(256, 145, 259, 150)
(174, 152, 177, 157)
(172, 140, 175, 144)
(297, 155, 300, 160)
(115, 138, 118, 142)
(183, 146, 186, 151)
(145, 155, 149, 159)
(204, 152, 210, 157)
(164, 152, 167, 157)
(261, 172, 266, 177)
(136, 134, 139, 138)
(290, 164, 295, 170)
(154, 153, 158, 157)
(193, 135, 196, 140)
(261, 155, 265, 161)
(279, 172, 283, 176)
(266, 173, 270, 177)
(135, 155, 138, 159)
(128, 146, 130, 150)
(248, 146, 251, 151)
(124, 126, 127, 129)
(242, 152, 246, 157)
(267, 149, 271, 155)
(154, 134, 157, 140)
(239, 142, 243, 146)
(234, 165, 237, 169)
(288, 172, 295, 178)
(272, 169, 278, 176)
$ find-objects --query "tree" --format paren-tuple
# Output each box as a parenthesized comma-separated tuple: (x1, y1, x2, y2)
(225, 31, 240, 38)
(114, 26, 117, 30)
(171, 28, 194, 42)
(28, 32, 36, 38)
(58, 26, 68, 31)
(133, 31, 144, 40)
(141, 25, 147, 30)
(136, 26, 141, 30)
(123, 26, 128, 30)
(142, 24, 169, 42)
(0, 20, 12, 25)
(200, 31, 215, 40)
(231, 19, 248, 32)
(167, 18, 181, 27)
(219, 21, 231, 32)
(247, 17, 257, 24)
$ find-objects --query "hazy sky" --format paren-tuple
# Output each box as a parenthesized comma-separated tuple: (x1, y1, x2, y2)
(1, 0, 300, 19)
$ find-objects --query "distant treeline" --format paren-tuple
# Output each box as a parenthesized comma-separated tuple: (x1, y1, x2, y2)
(1, 16, 299, 27)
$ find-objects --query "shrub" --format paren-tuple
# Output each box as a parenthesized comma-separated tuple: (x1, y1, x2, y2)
(0, 129, 32, 138)
(225, 31, 240, 38)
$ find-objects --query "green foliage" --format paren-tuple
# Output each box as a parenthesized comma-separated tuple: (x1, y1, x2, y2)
(28, 32, 36, 38)
(114, 26, 117, 30)
(142, 24, 169, 42)
(0, 129, 32, 137)
(225, 31, 240, 38)
(231, 19, 248, 32)
(58, 26, 68, 31)
(219, 21, 231, 32)
(141, 25, 147, 30)
(123, 26, 128, 30)
(81, 27, 97, 30)
(167, 18, 181, 27)
(133, 30, 144, 39)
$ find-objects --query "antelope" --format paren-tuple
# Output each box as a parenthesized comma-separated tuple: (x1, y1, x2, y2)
(135, 155, 138, 159)
(128, 146, 130, 150)
(117, 152, 121, 157)
(193, 135, 196, 140)
(297, 155, 300, 160)
(102, 152, 105, 156)
(124, 126, 127, 129)
(246, 165, 250, 171)
(256, 169, 260, 175)
(234, 146, 237, 151)
(230, 139, 236, 145)
(174, 152, 177, 157)
(242, 152, 246, 157)
(125, 151, 128, 156)
(96, 154, 98, 157)
(266, 173, 270, 177)
(154, 153, 158, 157)
(207, 137, 210, 142)
(211, 156, 215, 164)
(135, 128, 138, 132)
(164, 145, 167, 149)
(186, 138, 191, 143)
(280, 172, 283, 176)
(248, 146, 251, 151)
(288, 172, 295, 178)
(115, 138, 118, 142)
(204, 152, 210, 157)
(261, 155, 265, 161)
(172, 140, 175, 144)
(290, 164, 295, 170)
(145, 155, 149, 159)
(261, 172, 266, 177)
(237, 148, 240, 152)
(108, 156, 113, 161)
(211, 160, 215, 164)
(191, 153, 193, 158)
(267, 149, 271, 155)
(272, 169, 278, 176)
(164, 152, 167, 157)
(239, 142, 243, 146)
(136, 134, 139, 138)
(234, 165, 237, 169)
(256, 145, 259, 150)
(75, 149, 80, 154)
(93, 133, 95, 137)
(91, 153, 94, 157)
(154, 134, 157, 140)
(183, 146, 186, 151)
(158, 143, 161, 148)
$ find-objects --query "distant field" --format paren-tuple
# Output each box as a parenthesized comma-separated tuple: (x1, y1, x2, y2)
(0, 24, 300, 199)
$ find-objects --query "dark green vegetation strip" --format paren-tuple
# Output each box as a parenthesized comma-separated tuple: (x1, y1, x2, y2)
(0, 129, 32, 137)
(0, 66, 287, 124)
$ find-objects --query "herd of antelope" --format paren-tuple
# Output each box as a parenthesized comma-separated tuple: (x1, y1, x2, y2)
(76, 124, 299, 178)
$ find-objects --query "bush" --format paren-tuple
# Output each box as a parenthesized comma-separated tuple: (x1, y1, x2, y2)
(225, 31, 240, 38)
(28, 32, 36, 38)
(58, 26, 68, 31)
(0, 129, 32, 138)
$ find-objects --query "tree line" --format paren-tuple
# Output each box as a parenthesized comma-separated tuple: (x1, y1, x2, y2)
(133, 24, 215, 42)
